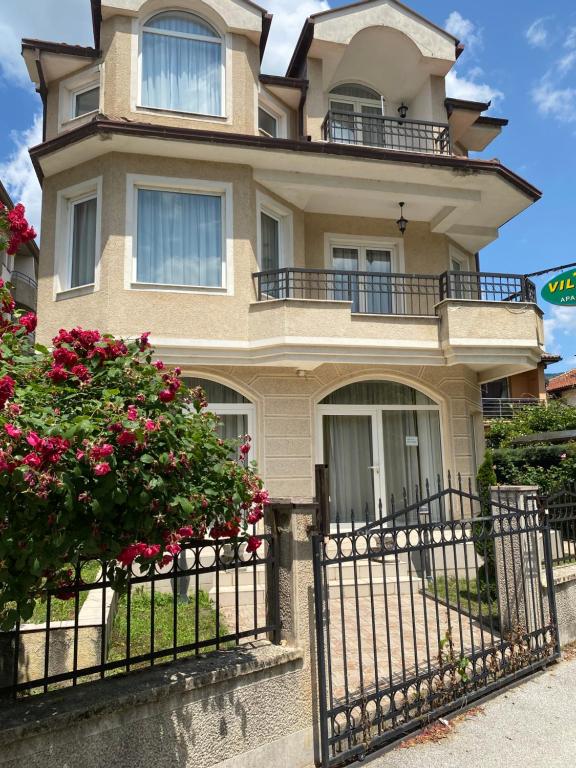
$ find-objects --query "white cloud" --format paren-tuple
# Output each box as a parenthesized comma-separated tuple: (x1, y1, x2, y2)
(544, 306, 576, 352)
(530, 22, 576, 124)
(526, 18, 552, 49)
(0, 0, 93, 88)
(262, 0, 329, 75)
(0, 114, 43, 234)
(445, 11, 482, 50)
(445, 70, 504, 107)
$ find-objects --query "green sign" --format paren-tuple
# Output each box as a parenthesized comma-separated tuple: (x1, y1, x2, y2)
(541, 269, 576, 306)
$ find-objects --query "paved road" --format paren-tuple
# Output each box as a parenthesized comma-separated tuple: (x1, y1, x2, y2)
(369, 657, 576, 768)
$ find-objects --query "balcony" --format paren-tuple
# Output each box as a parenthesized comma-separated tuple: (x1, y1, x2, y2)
(482, 397, 542, 420)
(254, 269, 537, 315)
(322, 110, 452, 156)
(10, 270, 38, 312)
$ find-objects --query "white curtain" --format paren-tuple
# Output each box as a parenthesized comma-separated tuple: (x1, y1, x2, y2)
(137, 189, 222, 287)
(365, 249, 392, 314)
(142, 13, 222, 115)
(324, 415, 375, 524)
(71, 197, 97, 288)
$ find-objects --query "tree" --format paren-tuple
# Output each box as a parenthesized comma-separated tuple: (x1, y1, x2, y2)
(0, 210, 267, 629)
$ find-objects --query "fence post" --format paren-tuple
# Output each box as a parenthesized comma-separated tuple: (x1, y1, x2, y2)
(491, 486, 542, 638)
(541, 505, 561, 652)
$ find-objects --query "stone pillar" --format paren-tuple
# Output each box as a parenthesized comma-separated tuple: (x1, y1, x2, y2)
(491, 486, 543, 638)
(266, 499, 318, 759)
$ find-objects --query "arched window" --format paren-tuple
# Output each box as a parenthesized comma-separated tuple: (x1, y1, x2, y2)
(317, 381, 443, 525)
(328, 83, 385, 147)
(141, 11, 223, 116)
(184, 377, 255, 461)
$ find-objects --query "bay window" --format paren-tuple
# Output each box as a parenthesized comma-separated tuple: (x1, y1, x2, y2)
(141, 11, 223, 116)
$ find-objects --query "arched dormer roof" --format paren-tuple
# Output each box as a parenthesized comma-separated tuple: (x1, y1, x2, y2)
(287, 0, 459, 78)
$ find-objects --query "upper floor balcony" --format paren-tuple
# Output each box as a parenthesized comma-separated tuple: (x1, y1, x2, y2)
(322, 110, 452, 156)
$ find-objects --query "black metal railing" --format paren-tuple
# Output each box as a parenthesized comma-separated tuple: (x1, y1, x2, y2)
(0, 533, 277, 699)
(322, 110, 452, 156)
(9, 270, 38, 290)
(439, 271, 537, 303)
(540, 484, 576, 568)
(312, 474, 559, 767)
(254, 269, 537, 316)
(482, 397, 542, 420)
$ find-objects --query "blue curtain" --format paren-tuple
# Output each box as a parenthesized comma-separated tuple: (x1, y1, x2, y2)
(137, 189, 223, 287)
(142, 12, 222, 115)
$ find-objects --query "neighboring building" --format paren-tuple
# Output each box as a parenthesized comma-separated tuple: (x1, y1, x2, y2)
(22, 0, 548, 521)
(548, 369, 576, 406)
(0, 181, 39, 312)
(482, 352, 562, 420)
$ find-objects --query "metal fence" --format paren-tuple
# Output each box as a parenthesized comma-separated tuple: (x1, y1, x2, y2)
(312, 476, 559, 767)
(322, 111, 452, 156)
(540, 484, 576, 567)
(0, 533, 277, 699)
(254, 269, 537, 316)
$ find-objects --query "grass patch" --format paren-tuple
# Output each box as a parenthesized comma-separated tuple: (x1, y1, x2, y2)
(29, 561, 102, 624)
(107, 588, 230, 666)
(427, 576, 499, 627)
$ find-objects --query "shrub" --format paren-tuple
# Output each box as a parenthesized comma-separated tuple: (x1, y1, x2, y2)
(0, 270, 267, 630)
(475, 452, 497, 600)
(486, 402, 576, 449)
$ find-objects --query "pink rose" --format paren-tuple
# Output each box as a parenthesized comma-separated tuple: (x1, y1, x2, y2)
(4, 423, 22, 439)
(178, 526, 194, 538)
(158, 389, 175, 403)
(94, 462, 111, 476)
(127, 405, 138, 421)
(117, 430, 136, 447)
(23, 453, 42, 468)
(246, 536, 262, 554)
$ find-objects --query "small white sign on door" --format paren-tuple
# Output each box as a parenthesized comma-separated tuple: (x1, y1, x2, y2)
(405, 436, 419, 447)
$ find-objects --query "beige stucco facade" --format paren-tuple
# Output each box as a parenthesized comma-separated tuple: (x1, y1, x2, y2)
(25, 0, 548, 508)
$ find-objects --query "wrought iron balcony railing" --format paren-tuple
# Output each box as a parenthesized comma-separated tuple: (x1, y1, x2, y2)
(322, 110, 452, 156)
(482, 397, 543, 420)
(254, 268, 537, 317)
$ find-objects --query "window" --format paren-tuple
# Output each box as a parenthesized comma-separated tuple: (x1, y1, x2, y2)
(74, 86, 100, 118)
(326, 235, 403, 314)
(328, 83, 385, 146)
(258, 107, 277, 138)
(184, 377, 256, 463)
(55, 178, 102, 296)
(141, 11, 223, 115)
(256, 194, 293, 274)
(136, 187, 224, 288)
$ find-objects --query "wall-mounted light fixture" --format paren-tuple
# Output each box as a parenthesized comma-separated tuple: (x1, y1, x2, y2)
(398, 103, 409, 120)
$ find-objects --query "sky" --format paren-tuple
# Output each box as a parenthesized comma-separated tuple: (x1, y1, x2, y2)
(1, 0, 575, 372)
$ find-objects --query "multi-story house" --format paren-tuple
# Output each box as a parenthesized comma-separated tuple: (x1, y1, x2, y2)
(22, 0, 546, 524)
(0, 181, 39, 313)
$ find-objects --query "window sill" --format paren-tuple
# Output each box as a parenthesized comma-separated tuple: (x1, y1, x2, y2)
(135, 105, 228, 122)
(56, 284, 96, 301)
(130, 281, 230, 296)
(59, 111, 99, 133)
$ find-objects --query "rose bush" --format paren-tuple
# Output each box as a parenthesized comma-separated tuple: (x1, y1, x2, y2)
(0, 248, 268, 629)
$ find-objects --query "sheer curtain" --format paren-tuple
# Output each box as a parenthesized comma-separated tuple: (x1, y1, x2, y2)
(142, 13, 222, 115)
(137, 189, 223, 287)
(71, 197, 97, 288)
(324, 415, 375, 524)
(261, 213, 280, 271)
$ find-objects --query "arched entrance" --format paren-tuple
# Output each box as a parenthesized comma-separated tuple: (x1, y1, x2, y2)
(316, 380, 444, 525)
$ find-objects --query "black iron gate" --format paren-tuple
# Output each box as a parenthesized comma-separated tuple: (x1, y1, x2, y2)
(312, 477, 560, 767)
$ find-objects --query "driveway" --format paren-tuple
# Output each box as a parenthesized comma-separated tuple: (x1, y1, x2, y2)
(368, 655, 576, 768)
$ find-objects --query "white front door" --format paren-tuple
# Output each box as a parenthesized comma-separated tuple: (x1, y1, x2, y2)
(318, 405, 443, 528)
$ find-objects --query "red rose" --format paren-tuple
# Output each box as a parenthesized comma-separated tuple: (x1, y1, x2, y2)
(94, 462, 111, 477)
(4, 423, 22, 439)
(158, 389, 175, 403)
(0, 375, 15, 408)
(18, 312, 37, 334)
(23, 452, 42, 468)
(117, 430, 136, 447)
(47, 365, 69, 383)
(71, 364, 91, 382)
(246, 536, 262, 553)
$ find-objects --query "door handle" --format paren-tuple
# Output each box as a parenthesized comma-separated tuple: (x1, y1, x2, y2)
(368, 465, 380, 473)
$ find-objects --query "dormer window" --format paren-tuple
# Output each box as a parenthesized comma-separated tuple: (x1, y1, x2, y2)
(141, 11, 223, 116)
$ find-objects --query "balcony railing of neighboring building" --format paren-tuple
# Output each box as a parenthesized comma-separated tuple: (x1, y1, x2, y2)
(9, 270, 38, 312)
(482, 397, 543, 420)
(322, 110, 452, 156)
(253, 269, 537, 316)
(10, 270, 38, 290)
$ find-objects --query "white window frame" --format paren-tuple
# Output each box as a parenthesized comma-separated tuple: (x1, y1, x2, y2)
(256, 192, 293, 271)
(448, 245, 473, 299)
(54, 177, 102, 300)
(134, 11, 229, 121)
(125, 174, 234, 295)
(257, 90, 288, 138)
(58, 66, 101, 131)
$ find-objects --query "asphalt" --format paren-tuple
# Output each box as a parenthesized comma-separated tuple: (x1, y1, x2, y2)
(369, 656, 576, 768)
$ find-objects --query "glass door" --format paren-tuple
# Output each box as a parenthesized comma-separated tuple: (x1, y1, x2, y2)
(323, 414, 380, 525)
(365, 249, 392, 314)
(330, 244, 394, 314)
(329, 100, 356, 143)
(332, 246, 360, 311)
